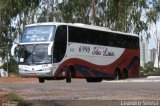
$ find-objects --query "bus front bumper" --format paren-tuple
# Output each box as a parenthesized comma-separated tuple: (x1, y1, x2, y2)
(19, 68, 54, 78)
(19, 72, 53, 77)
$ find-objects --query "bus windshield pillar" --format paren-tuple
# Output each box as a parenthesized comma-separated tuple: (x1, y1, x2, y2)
(48, 42, 53, 55)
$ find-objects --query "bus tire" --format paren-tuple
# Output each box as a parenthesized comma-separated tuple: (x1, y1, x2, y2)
(86, 78, 102, 82)
(123, 69, 128, 79)
(114, 69, 121, 80)
(66, 68, 71, 83)
(39, 78, 45, 83)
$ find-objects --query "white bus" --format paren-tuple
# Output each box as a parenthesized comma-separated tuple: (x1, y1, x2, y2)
(11, 22, 140, 83)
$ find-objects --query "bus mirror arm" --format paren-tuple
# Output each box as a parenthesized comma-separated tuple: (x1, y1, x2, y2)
(11, 44, 18, 56)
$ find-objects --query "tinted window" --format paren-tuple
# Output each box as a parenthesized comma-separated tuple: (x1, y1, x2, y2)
(68, 26, 139, 49)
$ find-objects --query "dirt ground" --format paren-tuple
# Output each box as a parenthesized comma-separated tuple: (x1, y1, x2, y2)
(0, 76, 37, 84)
(0, 76, 37, 102)
(0, 89, 9, 100)
(1, 77, 160, 106)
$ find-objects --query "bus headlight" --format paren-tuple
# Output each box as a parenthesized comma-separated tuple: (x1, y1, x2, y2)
(42, 67, 52, 72)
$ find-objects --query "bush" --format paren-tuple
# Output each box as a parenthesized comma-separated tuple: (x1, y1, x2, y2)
(7, 92, 23, 101)
(0, 58, 18, 74)
(140, 61, 160, 77)
(7, 92, 32, 106)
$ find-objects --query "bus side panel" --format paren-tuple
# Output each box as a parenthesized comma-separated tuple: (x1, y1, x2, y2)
(53, 49, 140, 79)
(107, 49, 140, 78)
(54, 58, 112, 78)
(125, 49, 140, 78)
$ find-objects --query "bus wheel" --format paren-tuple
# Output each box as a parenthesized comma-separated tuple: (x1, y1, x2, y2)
(114, 70, 121, 80)
(39, 78, 45, 83)
(86, 78, 102, 82)
(66, 68, 71, 83)
(123, 69, 128, 79)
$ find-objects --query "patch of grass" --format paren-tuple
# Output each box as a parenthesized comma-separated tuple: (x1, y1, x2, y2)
(7, 92, 32, 106)
(7, 92, 22, 101)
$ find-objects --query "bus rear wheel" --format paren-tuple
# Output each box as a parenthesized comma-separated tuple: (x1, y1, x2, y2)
(66, 66, 76, 83)
(123, 69, 128, 79)
(66, 68, 71, 83)
(39, 78, 45, 83)
(86, 78, 102, 82)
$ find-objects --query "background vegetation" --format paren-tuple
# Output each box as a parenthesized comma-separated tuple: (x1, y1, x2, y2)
(0, 0, 160, 76)
(140, 61, 160, 77)
(7, 92, 32, 106)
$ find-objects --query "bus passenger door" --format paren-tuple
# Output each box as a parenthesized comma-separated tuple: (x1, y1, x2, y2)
(53, 25, 67, 63)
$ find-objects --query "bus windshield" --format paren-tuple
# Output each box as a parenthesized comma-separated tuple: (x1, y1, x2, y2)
(21, 25, 55, 42)
(19, 44, 51, 64)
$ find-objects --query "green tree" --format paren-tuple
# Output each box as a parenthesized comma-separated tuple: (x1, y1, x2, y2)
(52, 0, 149, 34)
(0, 0, 39, 73)
(146, 0, 160, 68)
(37, 0, 159, 36)
(0, 0, 160, 74)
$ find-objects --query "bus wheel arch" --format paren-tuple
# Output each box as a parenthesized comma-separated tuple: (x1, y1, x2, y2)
(66, 65, 76, 83)
(114, 68, 121, 80)
(123, 68, 128, 79)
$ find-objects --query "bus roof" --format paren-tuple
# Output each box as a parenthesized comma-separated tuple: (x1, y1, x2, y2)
(26, 22, 139, 37)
